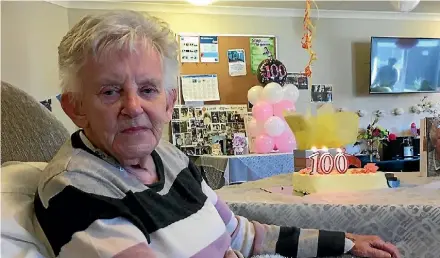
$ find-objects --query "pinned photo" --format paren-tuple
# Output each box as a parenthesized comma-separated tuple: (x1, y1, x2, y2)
(172, 108, 180, 120)
(286, 73, 308, 90)
(180, 107, 189, 120)
(311, 84, 333, 103)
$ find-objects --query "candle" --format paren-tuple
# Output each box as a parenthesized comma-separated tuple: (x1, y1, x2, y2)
(320, 152, 334, 174)
(334, 152, 349, 174)
(308, 146, 349, 175)
(309, 146, 319, 174)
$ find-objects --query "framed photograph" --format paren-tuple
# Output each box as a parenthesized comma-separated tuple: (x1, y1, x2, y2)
(286, 73, 308, 90)
(311, 84, 333, 103)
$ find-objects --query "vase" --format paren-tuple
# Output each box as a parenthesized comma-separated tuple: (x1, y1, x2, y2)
(366, 140, 380, 162)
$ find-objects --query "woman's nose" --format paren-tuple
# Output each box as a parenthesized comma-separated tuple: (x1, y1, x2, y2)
(121, 93, 143, 118)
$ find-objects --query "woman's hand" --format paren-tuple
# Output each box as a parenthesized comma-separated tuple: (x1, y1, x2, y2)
(224, 250, 244, 258)
(346, 233, 401, 258)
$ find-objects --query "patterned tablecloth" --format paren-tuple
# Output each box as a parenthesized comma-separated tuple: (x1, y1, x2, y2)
(192, 153, 294, 189)
(216, 173, 440, 258)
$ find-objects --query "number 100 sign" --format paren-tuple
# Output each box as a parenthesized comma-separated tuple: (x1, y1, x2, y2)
(309, 152, 349, 174)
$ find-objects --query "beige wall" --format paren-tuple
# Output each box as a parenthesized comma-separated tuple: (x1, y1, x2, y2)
(68, 8, 440, 134)
(3, 2, 440, 137)
(1, 1, 78, 133)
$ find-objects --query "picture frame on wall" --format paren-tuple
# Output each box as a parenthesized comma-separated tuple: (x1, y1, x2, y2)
(286, 73, 308, 90)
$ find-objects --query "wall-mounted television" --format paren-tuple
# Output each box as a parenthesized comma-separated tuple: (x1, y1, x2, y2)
(370, 37, 440, 94)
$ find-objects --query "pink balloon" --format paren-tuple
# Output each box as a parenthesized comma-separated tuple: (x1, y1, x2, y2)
(254, 134, 275, 154)
(273, 100, 296, 118)
(274, 128, 297, 153)
(252, 101, 274, 122)
(248, 118, 264, 137)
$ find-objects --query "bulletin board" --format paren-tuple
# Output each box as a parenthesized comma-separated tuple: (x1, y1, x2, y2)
(178, 34, 277, 105)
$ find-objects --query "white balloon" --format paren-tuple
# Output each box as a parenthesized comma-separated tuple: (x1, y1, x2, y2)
(282, 84, 299, 103)
(247, 85, 263, 105)
(264, 116, 285, 137)
(261, 82, 283, 104)
(390, 0, 420, 12)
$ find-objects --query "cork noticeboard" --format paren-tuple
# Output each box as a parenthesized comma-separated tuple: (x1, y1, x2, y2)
(179, 35, 277, 105)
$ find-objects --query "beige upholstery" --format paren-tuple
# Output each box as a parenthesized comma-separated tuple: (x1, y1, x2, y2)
(1, 81, 69, 163)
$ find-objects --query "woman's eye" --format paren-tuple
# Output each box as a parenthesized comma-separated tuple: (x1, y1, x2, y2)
(140, 87, 156, 94)
(103, 90, 117, 96)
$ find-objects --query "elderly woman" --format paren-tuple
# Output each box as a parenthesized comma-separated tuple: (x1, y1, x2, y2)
(34, 10, 400, 258)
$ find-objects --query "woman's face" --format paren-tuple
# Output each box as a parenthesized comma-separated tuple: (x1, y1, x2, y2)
(68, 43, 174, 164)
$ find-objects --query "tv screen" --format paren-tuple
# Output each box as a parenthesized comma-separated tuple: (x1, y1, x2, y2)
(370, 37, 440, 94)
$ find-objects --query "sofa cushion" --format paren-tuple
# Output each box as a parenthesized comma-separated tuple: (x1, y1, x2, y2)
(1, 161, 49, 257)
(1, 81, 69, 163)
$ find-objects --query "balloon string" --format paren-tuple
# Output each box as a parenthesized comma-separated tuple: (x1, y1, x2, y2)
(301, 0, 318, 78)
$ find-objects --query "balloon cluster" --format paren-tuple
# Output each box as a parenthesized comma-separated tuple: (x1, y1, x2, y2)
(247, 82, 299, 154)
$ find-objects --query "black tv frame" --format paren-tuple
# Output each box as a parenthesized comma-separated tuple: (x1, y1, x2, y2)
(369, 36, 440, 95)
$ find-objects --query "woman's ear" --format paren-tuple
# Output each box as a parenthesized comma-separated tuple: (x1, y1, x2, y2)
(165, 89, 177, 122)
(60, 93, 88, 128)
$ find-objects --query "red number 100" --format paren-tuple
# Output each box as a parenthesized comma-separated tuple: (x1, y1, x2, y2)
(309, 152, 349, 174)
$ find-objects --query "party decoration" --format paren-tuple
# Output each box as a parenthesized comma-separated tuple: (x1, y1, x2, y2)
(282, 84, 300, 103)
(284, 103, 359, 150)
(301, 0, 318, 78)
(264, 116, 286, 137)
(373, 110, 385, 118)
(247, 85, 263, 105)
(252, 101, 273, 121)
(254, 134, 275, 154)
(274, 128, 296, 153)
(390, 0, 420, 12)
(247, 60, 298, 154)
(247, 118, 263, 137)
(257, 58, 287, 86)
(356, 110, 367, 117)
(273, 100, 296, 118)
(392, 107, 404, 116)
(309, 148, 349, 174)
(261, 82, 283, 104)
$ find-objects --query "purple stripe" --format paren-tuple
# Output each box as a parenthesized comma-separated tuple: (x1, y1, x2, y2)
(215, 198, 233, 224)
(191, 231, 231, 258)
(113, 242, 156, 258)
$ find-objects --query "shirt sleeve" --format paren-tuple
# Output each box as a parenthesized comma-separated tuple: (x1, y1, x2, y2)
(200, 179, 354, 258)
(57, 217, 157, 258)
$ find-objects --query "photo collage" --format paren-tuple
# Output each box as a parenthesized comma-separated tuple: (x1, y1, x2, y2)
(171, 105, 248, 156)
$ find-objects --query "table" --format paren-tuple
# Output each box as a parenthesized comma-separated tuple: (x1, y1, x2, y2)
(190, 153, 294, 189)
(216, 173, 440, 258)
(356, 154, 420, 172)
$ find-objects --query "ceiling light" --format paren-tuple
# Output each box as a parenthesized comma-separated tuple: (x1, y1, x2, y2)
(390, 0, 420, 12)
(186, 0, 213, 6)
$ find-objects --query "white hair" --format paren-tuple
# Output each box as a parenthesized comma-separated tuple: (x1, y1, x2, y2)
(58, 10, 179, 97)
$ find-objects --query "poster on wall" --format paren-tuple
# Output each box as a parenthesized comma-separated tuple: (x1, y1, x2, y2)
(170, 105, 248, 156)
(180, 35, 199, 63)
(311, 84, 333, 103)
(250, 37, 275, 74)
(286, 73, 308, 90)
(200, 36, 219, 63)
(227, 49, 247, 76)
(180, 74, 220, 102)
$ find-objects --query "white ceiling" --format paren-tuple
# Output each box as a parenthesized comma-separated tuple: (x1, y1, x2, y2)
(134, 1, 440, 13)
